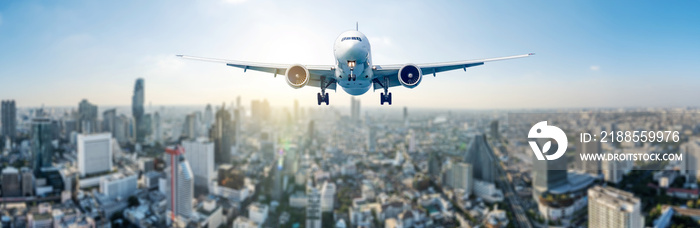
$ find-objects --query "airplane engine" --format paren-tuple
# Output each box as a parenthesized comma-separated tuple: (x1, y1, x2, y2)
(398, 64, 422, 89)
(286, 65, 310, 88)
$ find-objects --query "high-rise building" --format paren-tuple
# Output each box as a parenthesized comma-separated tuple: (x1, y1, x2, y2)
(78, 99, 98, 133)
(132, 78, 146, 143)
(77, 133, 113, 177)
(463, 134, 496, 183)
(260, 132, 275, 161)
(367, 127, 376, 153)
(114, 115, 130, 144)
(203, 104, 214, 127)
(21, 167, 34, 197)
(1, 100, 17, 140)
(588, 185, 642, 228)
(575, 134, 602, 175)
(450, 162, 474, 196)
(321, 181, 336, 212)
(489, 120, 499, 139)
(210, 105, 234, 164)
(183, 113, 198, 139)
(182, 138, 215, 188)
(100, 173, 137, 200)
(165, 146, 194, 220)
(602, 150, 623, 184)
(102, 108, 117, 136)
(681, 137, 700, 183)
(306, 183, 322, 228)
(31, 118, 54, 176)
(153, 111, 161, 144)
(2, 167, 21, 197)
(428, 152, 442, 179)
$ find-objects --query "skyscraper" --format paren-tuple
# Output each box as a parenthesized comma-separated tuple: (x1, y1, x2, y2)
(489, 120, 499, 139)
(463, 134, 496, 183)
(320, 181, 336, 212)
(165, 147, 194, 220)
(450, 162, 474, 196)
(576, 134, 601, 175)
(1, 100, 17, 140)
(203, 104, 214, 127)
(182, 138, 215, 189)
(78, 99, 98, 133)
(531, 139, 568, 197)
(428, 152, 442, 180)
(102, 108, 117, 136)
(153, 111, 162, 144)
(132, 78, 146, 143)
(31, 118, 54, 176)
(77, 133, 113, 177)
(2, 167, 21, 197)
(306, 183, 322, 228)
(210, 105, 234, 164)
(588, 185, 642, 228)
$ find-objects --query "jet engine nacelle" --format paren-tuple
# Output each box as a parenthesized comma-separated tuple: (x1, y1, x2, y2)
(398, 64, 422, 89)
(286, 65, 310, 88)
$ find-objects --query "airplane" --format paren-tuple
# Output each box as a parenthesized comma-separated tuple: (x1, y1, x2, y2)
(177, 24, 533, 105)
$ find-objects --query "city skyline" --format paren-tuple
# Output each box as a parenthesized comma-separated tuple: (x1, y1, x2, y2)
(1, 1, 699, 109)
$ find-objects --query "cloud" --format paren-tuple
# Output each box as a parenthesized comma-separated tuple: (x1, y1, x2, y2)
(589, 65, 600, 71)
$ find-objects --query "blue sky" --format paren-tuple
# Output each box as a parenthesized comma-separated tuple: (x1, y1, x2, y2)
(0, 1, 699, 109)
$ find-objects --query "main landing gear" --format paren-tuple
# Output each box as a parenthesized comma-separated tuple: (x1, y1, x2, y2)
(374, 76, 392, 105)
(317, 77, 335, 105)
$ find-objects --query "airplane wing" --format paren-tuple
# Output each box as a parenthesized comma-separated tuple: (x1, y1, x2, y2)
(371, 53, 533, 90)
(176, 55, 337, 90)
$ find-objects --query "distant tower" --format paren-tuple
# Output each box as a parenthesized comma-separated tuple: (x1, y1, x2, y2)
(489, 120, 498, 139)
(210, 105, 234, 164)
(463, 134, 496, 183)
(78, 99, 98, 133)
(153, 112, 162, 144)
(204, 104, 214, 127)
(132, 78, 146, 143)
(403, 107, 408, 128)
(102, 108, 117, 136)
(1, 100, 17, 140)
(31, 118, 54, 176)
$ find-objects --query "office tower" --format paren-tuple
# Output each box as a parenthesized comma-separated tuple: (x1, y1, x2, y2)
(602, 150, 623, 184)
(428, 152, 442, 179)
(132, 78, 146, 143)
(32, 118, 54, 176)
(681, 137, 700, 183)
(306, 183, 322, 228)
(367, 127, 376, 153)
(62, 119, 77, 140)
(588, 185, 642, 228)
(576, 134, 602, 175)
(182, 138, 215, 188)
(408, 130, 417, 153)
(203, 104, 214, 127)
(210, 105, 234, 164)
(165, 146, 194, 220)
(350, 97, 360, 122)
(450, 162, 474, 196)
(21, 167, 34, 196)
(463, 134, 496, 183)
(78, 99, 98, 133)
(489, 120, 498, 139)
(403, 106, 408, 127)
(1, 100, 17, 140)
(77, 133, 113, 177)
(321, 181, 336, 212)
(99, 174, 137, 200)
(114, 115, 130, 144)
(2, 167, 21, 197)
(153, 111, 161, 144)
(102, 108, 117, 136)
(183, 113, 197, 139)
(531, 139, 568, 197)
(143, 113, 152, 139)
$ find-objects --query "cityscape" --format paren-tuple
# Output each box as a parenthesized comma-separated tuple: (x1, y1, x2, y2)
(2, 78, 700, 228)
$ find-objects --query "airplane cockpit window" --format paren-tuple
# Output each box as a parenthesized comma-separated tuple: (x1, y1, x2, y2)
(342, 37, 362, 42)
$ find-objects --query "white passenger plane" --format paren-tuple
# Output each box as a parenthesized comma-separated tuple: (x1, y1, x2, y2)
(178, 25, 533, 105)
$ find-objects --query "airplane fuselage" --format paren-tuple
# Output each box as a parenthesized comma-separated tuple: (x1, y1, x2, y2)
(333, 30, 373, 95)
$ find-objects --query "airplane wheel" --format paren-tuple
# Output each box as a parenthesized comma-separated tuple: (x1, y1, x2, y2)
(380, 93, 385, 105)
(324, 93, 329, 105)
(388, 93, 392, 105)
(317, 93, 322, 105)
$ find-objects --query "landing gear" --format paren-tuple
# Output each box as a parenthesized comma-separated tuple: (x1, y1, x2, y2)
(380, 92, 392, 105)
(317, 76, 334, 105)
(375, 76, 392, 105)
(317, 92, 329, 105)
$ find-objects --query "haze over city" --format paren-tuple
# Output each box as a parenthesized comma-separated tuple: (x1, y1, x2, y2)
(1, 1, 699, 109)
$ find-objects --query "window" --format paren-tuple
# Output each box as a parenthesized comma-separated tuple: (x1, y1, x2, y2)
(341, 37, 362, 42)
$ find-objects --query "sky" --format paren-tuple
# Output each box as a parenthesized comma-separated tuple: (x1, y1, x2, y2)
(0, 0, 699, 110)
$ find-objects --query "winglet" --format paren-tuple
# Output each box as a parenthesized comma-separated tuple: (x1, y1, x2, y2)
(528, 53, 535, 56)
